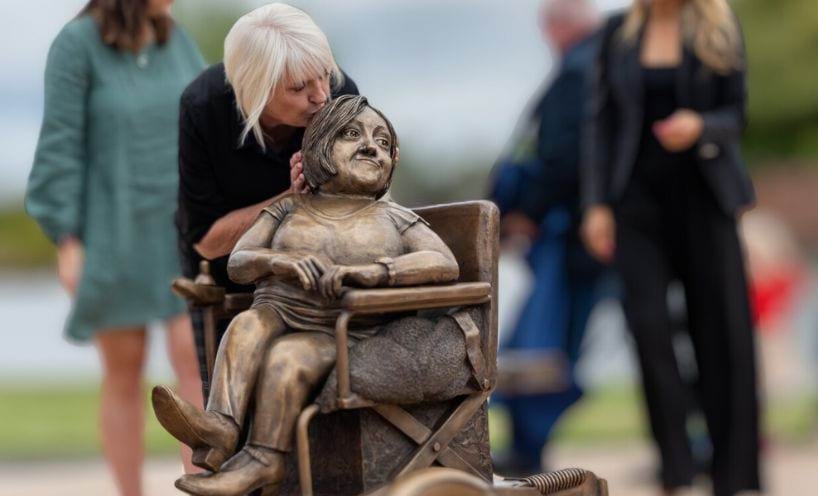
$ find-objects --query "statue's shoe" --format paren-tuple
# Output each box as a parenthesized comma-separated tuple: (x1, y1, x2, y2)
(175, 446, 285, 496)
(151, 385, 239, 471)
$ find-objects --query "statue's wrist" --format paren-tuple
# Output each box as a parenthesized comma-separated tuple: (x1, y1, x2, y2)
(375, 257, 397, 286)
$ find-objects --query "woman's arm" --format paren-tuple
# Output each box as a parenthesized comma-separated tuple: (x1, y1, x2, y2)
(192, 153, 306, 260)
(580, 20, 616, 211)
(177, 99, 229, 263)
(698, 62, 747, 146)
(26, 25, 91, 294)
(579, 20, 618, 263)
(194, 193, 285, 260)
(25, 25, 89, 244)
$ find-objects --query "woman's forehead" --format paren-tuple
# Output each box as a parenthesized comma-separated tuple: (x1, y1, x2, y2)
(283, 57, 328, 84)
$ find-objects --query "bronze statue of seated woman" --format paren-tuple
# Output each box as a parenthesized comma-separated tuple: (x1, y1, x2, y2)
(152, 95, 462, 496)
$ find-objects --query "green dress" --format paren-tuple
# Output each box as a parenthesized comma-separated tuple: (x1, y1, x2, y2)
(26, 16, 206, 342)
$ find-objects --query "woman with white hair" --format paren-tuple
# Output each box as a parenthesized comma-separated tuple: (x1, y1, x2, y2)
(581, 0, 758, 495)
(175, 3, 359, 393)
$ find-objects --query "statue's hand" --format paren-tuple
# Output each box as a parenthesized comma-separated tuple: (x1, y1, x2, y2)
(346, 264, 388, 288)
(272, 254, 328, 291)
(319, 264, 388, 299)
(318, 265, 350, 300)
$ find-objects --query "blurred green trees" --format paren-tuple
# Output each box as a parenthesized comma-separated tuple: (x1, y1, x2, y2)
(735, 0, 818, 161)
(173, 1, 240, 63)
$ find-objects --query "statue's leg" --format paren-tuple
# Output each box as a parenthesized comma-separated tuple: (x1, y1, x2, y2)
(207, 305, 287, 426)
(248, 331, 337, 451)
(153, 304, 288, 473)
(174, 332, 337, 496)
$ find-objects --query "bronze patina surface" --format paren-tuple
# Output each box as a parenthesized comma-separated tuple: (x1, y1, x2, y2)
(153, 96, 462, 496)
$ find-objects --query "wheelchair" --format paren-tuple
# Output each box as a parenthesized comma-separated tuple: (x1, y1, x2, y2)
(173, 200, 607, 496)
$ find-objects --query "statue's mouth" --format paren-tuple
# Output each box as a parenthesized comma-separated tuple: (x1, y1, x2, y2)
(355, 157, 381, 168)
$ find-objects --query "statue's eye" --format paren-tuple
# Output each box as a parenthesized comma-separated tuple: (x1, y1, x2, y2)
(376, 138, 390, 148)
(342, 128, 359, 139)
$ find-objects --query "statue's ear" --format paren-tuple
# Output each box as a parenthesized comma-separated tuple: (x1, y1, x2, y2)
(395, 147, 401, 164)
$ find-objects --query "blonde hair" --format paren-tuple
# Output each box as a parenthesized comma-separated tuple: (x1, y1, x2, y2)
(224, 3, 343, 148)
(619, 0, 743, 74)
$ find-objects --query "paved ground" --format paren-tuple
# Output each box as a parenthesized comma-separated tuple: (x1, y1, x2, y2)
(550, 443, 817, 496)
(1, 442, 815, 495)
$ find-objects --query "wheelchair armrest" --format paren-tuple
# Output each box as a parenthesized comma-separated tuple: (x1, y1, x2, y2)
(171, 277, 225, 307)
(339, 282, 491, 314)
(224, 293, 254, 312)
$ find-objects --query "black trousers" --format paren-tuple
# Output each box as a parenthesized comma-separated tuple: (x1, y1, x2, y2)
(615, 163, 760, 496)
(190, 308, 231, 400)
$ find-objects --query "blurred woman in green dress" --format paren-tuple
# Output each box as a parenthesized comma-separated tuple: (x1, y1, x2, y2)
(25, 0, 205, 493)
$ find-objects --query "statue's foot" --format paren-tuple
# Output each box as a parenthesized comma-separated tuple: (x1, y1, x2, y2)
(175, 446, 285, 496)
(151, 385, 239, 471)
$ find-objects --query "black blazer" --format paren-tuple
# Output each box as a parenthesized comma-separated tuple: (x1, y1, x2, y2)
(581, 13, 755, 216)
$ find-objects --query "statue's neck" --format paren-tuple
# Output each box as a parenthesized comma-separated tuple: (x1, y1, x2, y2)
(308, 192, 378, 218)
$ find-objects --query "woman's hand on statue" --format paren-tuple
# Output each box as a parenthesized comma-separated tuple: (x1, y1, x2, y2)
(581, 205, 616, 264)
(57, 235, 84, 295)
(653, 109, 703, 152)
(273, 254, 327, 291)
(289, 151, 310, 194)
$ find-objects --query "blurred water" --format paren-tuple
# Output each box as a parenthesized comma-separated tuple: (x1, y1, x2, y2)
(1, 262, 638, 385)
(0, 271, 174, 383)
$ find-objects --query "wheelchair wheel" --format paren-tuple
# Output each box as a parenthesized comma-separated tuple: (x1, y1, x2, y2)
(386, 467, 492, 496)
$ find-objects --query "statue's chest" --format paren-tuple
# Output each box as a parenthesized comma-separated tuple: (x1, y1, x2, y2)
(271, 210, 404, 264)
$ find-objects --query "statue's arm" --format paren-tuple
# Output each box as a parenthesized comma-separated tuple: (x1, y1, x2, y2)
(391, 222, 459, 286)
(228, 212, 327, 289)
(318, 222, 459, 298)
(226, 213, 282, 285)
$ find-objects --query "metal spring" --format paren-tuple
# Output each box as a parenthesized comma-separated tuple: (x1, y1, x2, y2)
(521, 468, 590, 494)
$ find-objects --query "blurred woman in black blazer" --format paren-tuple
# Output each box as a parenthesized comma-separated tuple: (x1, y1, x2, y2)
(580, 1, 759, 495)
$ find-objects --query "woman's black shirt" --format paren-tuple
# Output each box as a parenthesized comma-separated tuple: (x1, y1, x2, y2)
(175, 63, 359, 290)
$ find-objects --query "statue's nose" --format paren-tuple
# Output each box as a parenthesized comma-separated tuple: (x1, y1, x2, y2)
(358, 140, 377, 156)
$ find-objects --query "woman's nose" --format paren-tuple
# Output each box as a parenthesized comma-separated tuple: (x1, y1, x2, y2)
(308, 83, 328, 106)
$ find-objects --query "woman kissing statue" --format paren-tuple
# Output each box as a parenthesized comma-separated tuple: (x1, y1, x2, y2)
(153, 95, 462, 496)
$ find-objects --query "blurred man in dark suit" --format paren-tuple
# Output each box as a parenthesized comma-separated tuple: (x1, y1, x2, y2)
(490, 0, 604, 475)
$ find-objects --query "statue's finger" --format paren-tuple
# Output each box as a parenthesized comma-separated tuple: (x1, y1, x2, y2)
(294, 263, 312, 290)
(308, 256, 327, 275)
(303, 258, 321, 282)
(333, 272, 343, 298)
(305, 260, 321, 289)
(319, 268, 336, 299)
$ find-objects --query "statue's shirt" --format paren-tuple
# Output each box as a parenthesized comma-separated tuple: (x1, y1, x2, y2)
(252, 195, 427, 338)
(266, 195, 423, 265)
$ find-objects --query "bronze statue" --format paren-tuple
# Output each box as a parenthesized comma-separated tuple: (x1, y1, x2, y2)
(152, 95, 460, 496)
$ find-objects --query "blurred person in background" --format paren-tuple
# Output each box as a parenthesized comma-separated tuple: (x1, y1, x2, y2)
(174, 3, 359, 396)
(580, 0, 759, 494)
(25, 0, 206, 494)
(489, 0, 604, 476)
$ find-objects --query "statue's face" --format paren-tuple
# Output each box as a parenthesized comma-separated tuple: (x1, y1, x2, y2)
(323, 107, 394, 196)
